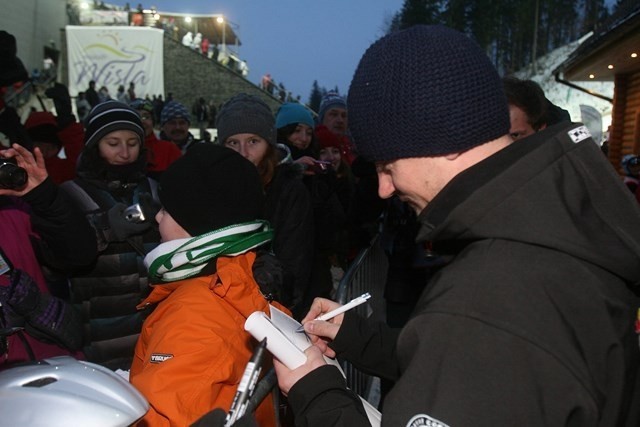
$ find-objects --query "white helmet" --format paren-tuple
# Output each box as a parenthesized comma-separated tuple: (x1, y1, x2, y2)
(0, 356, 148, 427)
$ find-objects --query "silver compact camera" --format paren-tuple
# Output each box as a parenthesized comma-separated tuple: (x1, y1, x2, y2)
(123, 203, 146, 223)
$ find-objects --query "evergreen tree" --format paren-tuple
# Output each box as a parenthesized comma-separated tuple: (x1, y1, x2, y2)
(399, 0, 444, 29)
(389, 0, 600, 75)
(582, 0, 608, 33)
(308, 80, 324, 113)
(387, 11, 403, 33)
(442, 0, 470, 32)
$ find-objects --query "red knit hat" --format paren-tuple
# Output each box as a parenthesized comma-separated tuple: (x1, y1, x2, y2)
(25, 111, 57, 129)
(24, 111, 61, 146)
(315, 125, 342, 150)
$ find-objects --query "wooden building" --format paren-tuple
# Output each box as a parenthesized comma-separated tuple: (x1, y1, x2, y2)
(555, 2, 640, 172)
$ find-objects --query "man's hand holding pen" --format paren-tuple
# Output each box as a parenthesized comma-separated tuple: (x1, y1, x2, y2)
(274, 296, 353, 394)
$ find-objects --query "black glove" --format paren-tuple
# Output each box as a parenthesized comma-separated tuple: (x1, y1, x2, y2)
(190, 408, 257, 427)
(251, 249, 284, 303)
(0, 106, 33, 150)
(45, 83, 74, 128)
(0, 283, 25, 328)
(0, 269, 39, 314)
(138, 192, 161, 221)
(0, 270, 82, 350)
(107, 203, 151, 242)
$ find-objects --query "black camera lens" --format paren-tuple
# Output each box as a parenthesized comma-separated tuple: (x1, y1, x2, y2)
(0, 158, 28, 190)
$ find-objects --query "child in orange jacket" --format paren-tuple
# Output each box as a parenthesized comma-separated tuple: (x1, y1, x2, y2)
(130, 144, 281, 427)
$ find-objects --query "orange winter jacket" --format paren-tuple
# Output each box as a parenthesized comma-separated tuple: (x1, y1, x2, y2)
(130, 252, 280, 427)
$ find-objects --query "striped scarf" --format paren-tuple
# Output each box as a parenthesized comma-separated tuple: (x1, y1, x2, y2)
(145, 220, 273, 283)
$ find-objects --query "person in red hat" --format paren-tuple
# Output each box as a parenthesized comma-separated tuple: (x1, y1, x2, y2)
(129, 98, 182, 180)
(24, 111, 84, 184)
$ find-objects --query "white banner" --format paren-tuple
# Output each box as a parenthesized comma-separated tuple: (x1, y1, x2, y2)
(66, 26, 164, 99)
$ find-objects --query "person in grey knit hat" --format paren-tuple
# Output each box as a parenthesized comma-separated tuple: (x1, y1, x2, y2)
(218, 92, 315, 320)
(274, 24, 640, 427)
(216, 93, 276, 147)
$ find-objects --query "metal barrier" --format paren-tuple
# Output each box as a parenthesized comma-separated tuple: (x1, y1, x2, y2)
(335, 234, 388, 404)
(2, 81, 34, 111)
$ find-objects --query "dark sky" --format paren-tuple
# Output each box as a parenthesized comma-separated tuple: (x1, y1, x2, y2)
(111, 0, 403, 101)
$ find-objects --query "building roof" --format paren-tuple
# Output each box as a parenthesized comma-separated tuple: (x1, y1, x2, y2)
(556, 2, 640, 81)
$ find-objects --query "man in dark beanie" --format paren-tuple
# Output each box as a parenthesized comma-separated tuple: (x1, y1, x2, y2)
(130, 144, 282, 427)
(274, 25, 640, 426)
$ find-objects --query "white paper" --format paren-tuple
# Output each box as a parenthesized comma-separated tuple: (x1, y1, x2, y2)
(244, 306, 381, 426)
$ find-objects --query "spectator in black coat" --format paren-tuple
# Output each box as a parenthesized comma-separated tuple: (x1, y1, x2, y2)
(218, 94, 314, 319)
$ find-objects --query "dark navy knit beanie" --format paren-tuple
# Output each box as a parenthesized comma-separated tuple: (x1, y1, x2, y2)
(348, 25, 510, 162)
(83, 100, 144, 148)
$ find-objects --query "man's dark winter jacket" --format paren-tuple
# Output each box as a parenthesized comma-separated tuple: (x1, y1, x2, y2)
(288, 122, 640, 427)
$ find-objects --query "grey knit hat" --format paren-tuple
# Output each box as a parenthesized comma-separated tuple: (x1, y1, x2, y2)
(348, 25, 510, 162)
(84, 100, 144, 148)
(216, 93, 276, 146)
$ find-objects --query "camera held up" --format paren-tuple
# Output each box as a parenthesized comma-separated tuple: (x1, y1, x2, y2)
(122, 193, 161, 224)
(0, 157, 27, 190)
(123, 203, 146, 223)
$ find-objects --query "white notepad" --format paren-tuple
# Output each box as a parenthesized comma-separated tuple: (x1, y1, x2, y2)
(245, 305, 381, 426)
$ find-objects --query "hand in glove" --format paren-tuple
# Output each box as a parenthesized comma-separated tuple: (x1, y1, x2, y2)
(0, 269, 82, 350)
(252, 249, 284, 303)
(107, 203, 151, 242)
(137, 192, 161, 222)
(0, 269, 39, 314)
(0, 106, 33, 150)
(45, 83, 74, 128)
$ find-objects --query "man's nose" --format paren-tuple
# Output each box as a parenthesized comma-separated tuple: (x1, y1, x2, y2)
(377, 173, 395, 199)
